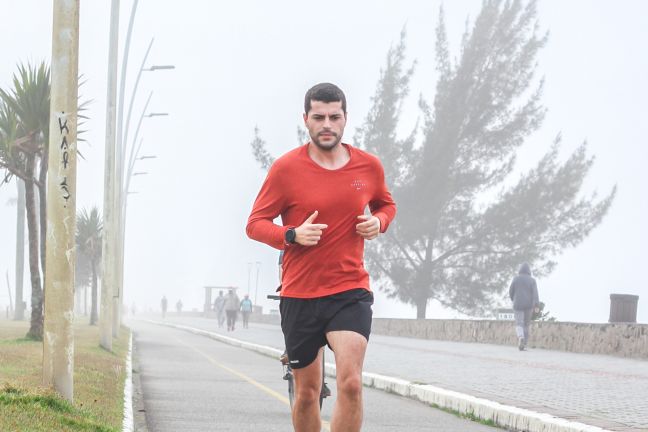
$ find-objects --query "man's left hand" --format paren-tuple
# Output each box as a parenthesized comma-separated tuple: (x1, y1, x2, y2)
(356, 215, 381, 240)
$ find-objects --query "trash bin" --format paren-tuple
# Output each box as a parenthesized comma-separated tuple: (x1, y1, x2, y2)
(609, 294, 639, 323)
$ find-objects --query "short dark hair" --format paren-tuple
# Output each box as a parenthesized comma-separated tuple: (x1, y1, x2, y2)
(304, 83, 346, 114)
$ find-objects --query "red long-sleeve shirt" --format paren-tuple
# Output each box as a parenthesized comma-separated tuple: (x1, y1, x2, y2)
(246, 143, 396, 298)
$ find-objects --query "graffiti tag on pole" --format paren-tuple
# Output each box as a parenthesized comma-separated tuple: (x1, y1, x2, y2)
(57, 112, 71, 208)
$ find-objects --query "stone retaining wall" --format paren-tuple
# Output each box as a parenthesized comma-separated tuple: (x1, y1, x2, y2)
(371, 318, 648, 359)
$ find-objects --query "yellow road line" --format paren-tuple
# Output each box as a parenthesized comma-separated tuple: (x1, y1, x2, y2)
(176, 338, 331, 432)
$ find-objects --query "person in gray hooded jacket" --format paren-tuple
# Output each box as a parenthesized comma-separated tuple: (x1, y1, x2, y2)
(509, 263, 539, 350)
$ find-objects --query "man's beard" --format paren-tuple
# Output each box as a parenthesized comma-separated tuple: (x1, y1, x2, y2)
(311, 132, 342, 151)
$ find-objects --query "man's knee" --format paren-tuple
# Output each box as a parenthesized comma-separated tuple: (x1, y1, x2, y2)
(337, 373, 363, 400)
(295, 382, 321, 405)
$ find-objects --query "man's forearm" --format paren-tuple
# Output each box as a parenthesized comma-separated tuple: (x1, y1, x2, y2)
(246, 219, 287, 250)
(373, 204, 396, 233)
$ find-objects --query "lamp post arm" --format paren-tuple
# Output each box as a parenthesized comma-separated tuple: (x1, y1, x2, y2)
(122, 37, 154, 168)
(122, 137, 143, 219)
(126, 93, 152, 179)
(123, 92, 151, 198)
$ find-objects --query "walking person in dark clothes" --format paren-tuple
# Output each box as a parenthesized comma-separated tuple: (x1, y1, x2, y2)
(509, 263, 540, 351)
(224, 289, 240, 331)
(246, 83, 396, 432)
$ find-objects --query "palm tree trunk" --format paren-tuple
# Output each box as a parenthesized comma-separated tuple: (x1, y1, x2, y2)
(14, 179, 26, 320)
(38, 152, 48, 283)
(90, 260, 98, 325)
(25, 155, 43, 340)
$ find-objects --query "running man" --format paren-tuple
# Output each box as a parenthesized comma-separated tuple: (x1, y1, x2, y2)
(246, 83, 396, 432)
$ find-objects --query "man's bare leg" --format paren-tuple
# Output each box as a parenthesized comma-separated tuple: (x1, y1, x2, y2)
(292, 348, 324, 432)
(326, 331, 367, 432)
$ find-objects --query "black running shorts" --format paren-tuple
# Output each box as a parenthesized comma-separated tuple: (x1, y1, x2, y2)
(279, 288, 373, 369)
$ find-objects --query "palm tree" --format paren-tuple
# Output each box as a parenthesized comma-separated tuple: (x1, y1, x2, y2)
(0, 63, 50, 279)
(1, 62, 88, 339)
(0, 64, 48, 339)
(76, 207, 102, 325)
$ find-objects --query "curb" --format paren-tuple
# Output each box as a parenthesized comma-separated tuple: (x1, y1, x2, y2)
(142, 319, 614, 432)
(362, 372, 612, 432)
(122, 332, 134, 432)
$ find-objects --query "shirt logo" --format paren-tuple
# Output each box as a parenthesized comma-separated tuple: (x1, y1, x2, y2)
(351, 180, 366, 191)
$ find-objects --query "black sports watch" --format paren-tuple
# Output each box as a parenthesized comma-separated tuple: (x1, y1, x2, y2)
(284, 227, 297, 245)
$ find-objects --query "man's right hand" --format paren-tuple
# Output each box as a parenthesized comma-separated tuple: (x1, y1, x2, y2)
(295, 210, 328, 246)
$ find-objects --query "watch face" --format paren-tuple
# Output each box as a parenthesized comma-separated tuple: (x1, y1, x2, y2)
(286, 228, 296, 243)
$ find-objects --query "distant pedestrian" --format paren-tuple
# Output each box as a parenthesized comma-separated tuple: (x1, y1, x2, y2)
(240, 294, 253, 329)
(213, 290, 226, 328)
(176, 299, 183, 314)
(161, 296, 168, 319)
(224, 289, 240, 331)
(509, 263, 539, 351)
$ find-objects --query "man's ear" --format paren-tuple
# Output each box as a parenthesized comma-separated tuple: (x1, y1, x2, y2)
(303, 112, 308, 123)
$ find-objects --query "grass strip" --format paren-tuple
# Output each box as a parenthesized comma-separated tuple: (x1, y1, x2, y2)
(0, 320, 129, 432)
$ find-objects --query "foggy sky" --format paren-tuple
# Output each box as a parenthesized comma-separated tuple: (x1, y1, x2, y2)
(1, 1, 646, 323)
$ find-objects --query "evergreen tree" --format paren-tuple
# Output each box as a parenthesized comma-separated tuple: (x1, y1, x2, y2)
(359, 0, 615, 318)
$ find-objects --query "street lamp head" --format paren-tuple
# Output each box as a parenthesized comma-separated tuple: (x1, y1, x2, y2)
(137, 155, 157, 160)
(145, 112, 169, 118)
(146, 65, 175, 71)
(133, 172, 148, 176)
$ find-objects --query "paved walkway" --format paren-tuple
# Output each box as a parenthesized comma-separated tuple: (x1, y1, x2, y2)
(130, 319, 501, 431)
(141, 315, 648, 431)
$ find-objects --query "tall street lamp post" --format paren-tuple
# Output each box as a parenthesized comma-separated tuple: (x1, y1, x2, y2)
(254, 261, 261, 306)
(43, 0, 80, 401)
(247, 263, 253, 295)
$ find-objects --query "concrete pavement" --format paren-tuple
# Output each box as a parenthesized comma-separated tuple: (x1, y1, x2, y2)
(137, 315, 648, 432)
(130, 319, 502, 431)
